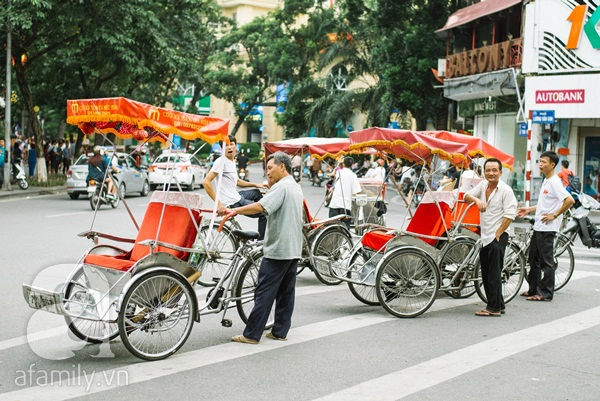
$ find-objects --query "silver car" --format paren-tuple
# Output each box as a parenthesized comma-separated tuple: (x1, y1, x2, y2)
(66, 152, 150, 200)
(148, 151, 207, 191)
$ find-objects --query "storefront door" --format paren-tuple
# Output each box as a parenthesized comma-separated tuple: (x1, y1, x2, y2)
(583, 135, 600, 198)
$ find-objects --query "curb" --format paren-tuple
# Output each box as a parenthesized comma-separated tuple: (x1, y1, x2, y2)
(0, 186, 67, 200)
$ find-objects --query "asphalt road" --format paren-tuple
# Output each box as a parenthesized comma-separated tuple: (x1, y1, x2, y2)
(1, 163, 600, 401)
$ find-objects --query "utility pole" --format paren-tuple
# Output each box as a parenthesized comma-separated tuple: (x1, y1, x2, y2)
(4, 0, 12, 190)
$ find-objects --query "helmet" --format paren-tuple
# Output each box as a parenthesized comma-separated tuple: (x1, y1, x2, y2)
(371, 162, 377, 168)
(93, 145, 102, 155)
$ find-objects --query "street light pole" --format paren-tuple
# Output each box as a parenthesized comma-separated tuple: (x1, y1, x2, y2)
(4, 0, 12, 190)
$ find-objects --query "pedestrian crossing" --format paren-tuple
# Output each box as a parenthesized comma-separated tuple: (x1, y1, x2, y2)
(2, 270, 600, 400)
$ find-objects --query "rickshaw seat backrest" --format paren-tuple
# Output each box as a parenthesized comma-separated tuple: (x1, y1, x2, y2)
(452, 199, 480, 235)
(405, 192, 454, 246)
(130, 192, 203, 261)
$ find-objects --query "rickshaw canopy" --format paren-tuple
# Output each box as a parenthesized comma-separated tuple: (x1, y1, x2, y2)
(263, 137, 348, 156)
(349, 127, 471, 167)
(420, 130, 514, 170)
(66, 97, 230, 144)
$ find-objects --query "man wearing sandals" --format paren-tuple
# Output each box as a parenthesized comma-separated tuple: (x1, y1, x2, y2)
(517, 151, 574, 302)
(218, 152, 303, 344)
(465, 158, 517, 317)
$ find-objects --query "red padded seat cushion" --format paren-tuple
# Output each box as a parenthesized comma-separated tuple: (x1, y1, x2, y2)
(84, 202, 200, 271)
(362, 231, 395, 251)
(405, 201, 452, 246)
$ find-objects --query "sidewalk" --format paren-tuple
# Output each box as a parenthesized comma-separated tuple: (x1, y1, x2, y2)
(0, 184, 67, 200)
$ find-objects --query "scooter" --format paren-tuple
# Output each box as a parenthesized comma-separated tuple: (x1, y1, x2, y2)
(88, 179, 120, 210)
(11, 162, 29, 190)
(238, 168, 248, 182)
(561, 193, 600, 248)
(292, 167, 301, 183)
(311, 170, 326, 187)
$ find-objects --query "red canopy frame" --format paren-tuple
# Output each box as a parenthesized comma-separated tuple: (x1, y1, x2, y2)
(66, 97, 229, 144)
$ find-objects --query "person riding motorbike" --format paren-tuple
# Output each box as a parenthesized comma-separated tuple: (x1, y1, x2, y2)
(87, 146, 120, 199)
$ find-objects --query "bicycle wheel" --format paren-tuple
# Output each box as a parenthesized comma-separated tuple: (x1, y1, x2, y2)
(375, 247, 439, 318)
(311, 226, 353, 285)
(197, 223, 239, 287)
(438, 237, 477, 299)
(234, 250, 275, 330)
(118, 270, 195, 361)
(64, 266, 119, 343)
(475, 241, 525, 304)
(346, 247, 380, 306)
(553, 234, 575, 291)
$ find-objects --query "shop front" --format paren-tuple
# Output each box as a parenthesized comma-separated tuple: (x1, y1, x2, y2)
(522, 0, 600, 199)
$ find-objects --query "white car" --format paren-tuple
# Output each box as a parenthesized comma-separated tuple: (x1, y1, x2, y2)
(148, 151, 206, 191)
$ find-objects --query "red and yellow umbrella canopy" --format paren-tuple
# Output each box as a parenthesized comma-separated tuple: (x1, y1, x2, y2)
(66, 97, 229, 143)
(349, 127, 471, 167)
(420, 130, 514, 170)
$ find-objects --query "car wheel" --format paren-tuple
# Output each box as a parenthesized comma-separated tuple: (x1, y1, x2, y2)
(69, 193, 80, 200)
(140, 180, 150, 197)
(150, 184, 158, 191)
(187, 177, 195, 191)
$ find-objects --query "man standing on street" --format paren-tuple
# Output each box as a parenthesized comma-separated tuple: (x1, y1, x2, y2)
(518, 151, 574, 301)
(557, 159, 574, 188)
(328, 156, 362, 228)
(465, 158, 518, 317)
(218, 152, 303, 344)
(203, 135, 268, 239)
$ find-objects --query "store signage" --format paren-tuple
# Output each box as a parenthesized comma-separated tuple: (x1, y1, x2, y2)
(535, 90, 585, 103)
(531, 110, 555, 124)
(567, 4, 600, 49)
(446, 39, 515, 79)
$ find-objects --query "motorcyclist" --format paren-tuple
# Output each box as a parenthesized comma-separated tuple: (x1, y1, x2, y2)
(87, 146, 120, 199)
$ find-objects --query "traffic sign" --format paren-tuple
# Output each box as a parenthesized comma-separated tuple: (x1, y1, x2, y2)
(531, 110, 555, 124)
(518, 123, 528, 137)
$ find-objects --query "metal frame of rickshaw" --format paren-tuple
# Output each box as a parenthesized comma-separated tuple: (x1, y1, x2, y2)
(22, 116, 266, 360)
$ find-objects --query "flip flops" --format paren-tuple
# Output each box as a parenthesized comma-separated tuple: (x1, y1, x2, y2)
(232, 335, 259, 344)
(266, 332, 288, 341)
(475, 309, 502, 317)
(526, 295, 550, 302)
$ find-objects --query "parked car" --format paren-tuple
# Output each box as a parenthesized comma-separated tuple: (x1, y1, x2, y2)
(148, 151, 207, 191)
(66, 152, 150, 200)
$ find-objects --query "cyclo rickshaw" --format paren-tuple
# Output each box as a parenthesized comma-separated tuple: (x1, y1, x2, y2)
(310, 127, 525, 318)
(22, 97, 269, 361)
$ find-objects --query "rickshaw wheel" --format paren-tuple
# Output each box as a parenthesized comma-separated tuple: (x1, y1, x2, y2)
(475, 241, 525, 304)
(197, 223, 239, 287)
(118, 270, 195, 361)
(346, 247, 380, 306)
(375, 247, 439, 318)
(438, 237, 478, 299)
(64, 266, 119, 343)
(235, 250, 275, 330)
(311, 226, 353, 286)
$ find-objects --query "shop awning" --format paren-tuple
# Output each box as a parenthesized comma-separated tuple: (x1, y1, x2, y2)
(436, 0, 522, 35)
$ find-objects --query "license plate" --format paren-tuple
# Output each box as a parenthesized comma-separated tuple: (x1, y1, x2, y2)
(23, 285, 63, 315)
(87, 186, 96, 193)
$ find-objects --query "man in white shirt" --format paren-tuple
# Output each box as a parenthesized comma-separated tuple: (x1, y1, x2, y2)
(203, 135, 268, 239)
(517, 151, 575, 301)
(328, 156, 362, 228)
(365, 158, 386, 181)
(465, 158, 518, 316)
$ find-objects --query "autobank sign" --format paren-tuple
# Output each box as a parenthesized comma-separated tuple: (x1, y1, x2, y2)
(535, 89, 585, 103)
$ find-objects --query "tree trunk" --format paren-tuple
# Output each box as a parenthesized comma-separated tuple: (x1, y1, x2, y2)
(57, 120, 66, 139)
(13, 57, 47, 182)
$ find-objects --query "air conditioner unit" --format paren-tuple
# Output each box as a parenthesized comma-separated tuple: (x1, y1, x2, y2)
(437, 59, 447, 77)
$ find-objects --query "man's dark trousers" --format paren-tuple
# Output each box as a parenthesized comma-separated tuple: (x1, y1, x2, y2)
(243, 258, 298, 341)
(230, 189, 267, 239)
(479, 233, 508, 312)
(329, 207, 351, 229)
(527, 230, 556, 299)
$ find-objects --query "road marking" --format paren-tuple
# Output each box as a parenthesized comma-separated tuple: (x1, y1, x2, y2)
(0, 297, 479, 400)
(312, 305, 600, 401)
(0, 281, 346, 353)
(46, 212, 89, 218)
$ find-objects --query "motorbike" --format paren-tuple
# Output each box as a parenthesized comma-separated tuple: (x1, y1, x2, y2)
(238, 168, 248, 181)
(400, 177, 412, 197)
(411, 181, 426, 206)
(561, 192, 600, 248)
(10, 162, 29, 190)
(312, 170, 326, 187)
(292, 167, 301, 183)
(88, 179, 120, 210)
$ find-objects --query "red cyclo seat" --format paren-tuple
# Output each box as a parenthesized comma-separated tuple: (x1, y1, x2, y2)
(84, 193, 203, 271)
(362, 230, 395, 252)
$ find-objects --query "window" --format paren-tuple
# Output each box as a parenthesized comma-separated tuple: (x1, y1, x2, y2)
(327, 65, 348, 91)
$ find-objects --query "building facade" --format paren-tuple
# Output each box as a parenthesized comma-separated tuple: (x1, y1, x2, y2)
(522, 0, 600, 199)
